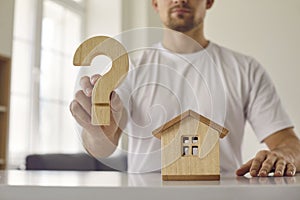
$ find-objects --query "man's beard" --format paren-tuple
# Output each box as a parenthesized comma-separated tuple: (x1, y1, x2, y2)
(166, 15, 197, 32)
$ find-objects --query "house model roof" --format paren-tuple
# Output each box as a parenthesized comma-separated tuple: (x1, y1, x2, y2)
(152, 110, 229, 139)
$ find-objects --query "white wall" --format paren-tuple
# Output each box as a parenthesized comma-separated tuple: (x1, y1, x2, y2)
(205, 0, 300, 162)
(0, 0, 15, 57)
(85, 0, 122, 37)
(121, 0, 161, 30)
(86, 0, 161, 36)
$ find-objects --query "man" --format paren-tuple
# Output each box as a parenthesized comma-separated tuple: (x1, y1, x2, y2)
(70, 0, 300, 176)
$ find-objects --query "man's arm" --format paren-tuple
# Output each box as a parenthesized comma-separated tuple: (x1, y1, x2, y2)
(70, 75, 127, 158)
(236, 128, 300, 177)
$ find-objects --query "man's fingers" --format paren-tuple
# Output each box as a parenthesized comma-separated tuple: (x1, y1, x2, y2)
(236, 159, 253, 176)
(80, 76, 93, 97)
(111, 91, 123, 112)
(249, 150, 268, 177)
(79, 75, 102, 97)
(91, 74, 101, 85)
(70, 100, 91, 127)
(274, 159, 286, 177)
(258, 152, 278, 177)
(236, 150, 297, 177)
(285, 163, 296, 176)
(75, 90, 92, 115)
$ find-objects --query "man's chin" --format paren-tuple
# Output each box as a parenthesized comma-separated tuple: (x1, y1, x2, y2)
(167, 19, 194, 32)
(167, 24, 194, 32)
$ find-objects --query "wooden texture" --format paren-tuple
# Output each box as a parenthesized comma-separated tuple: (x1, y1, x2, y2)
(160, 116, 221, 180)
(163, 175, 220, 181)
(153, 110, 227, 181)
(153, 110, 229, 139)
(0, 106, 6, 112)
(0, 55, 11, 170)
(73, 36, 129, 125)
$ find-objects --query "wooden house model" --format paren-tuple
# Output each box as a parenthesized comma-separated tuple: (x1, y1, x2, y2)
(152, 110, 228, 181)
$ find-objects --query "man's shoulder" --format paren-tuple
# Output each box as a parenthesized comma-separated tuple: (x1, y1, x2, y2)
(209, 42, 254, 62)
(208, 42, 264, 72)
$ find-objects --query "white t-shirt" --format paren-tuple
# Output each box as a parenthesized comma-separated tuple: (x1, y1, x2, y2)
(114, 42, 293, 173)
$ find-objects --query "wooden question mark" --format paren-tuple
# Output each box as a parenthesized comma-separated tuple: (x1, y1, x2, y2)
(73, 36, 129, 125)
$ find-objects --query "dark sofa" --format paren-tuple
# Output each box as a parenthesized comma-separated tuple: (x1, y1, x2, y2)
(25, 153, 127, 171)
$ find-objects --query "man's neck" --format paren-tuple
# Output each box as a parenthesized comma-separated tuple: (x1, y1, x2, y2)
(162, 25, 209, 54)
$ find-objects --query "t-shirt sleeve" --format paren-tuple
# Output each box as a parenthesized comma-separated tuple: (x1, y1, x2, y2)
(245, 59, 293, 142)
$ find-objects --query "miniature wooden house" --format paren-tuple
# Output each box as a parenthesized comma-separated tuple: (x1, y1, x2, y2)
(152, 110, 228, 181)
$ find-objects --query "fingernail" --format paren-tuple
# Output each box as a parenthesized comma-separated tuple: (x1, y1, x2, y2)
(91, 76, 99, 84)
(86, 88, 92, 96)
(276, 171, 282, 175)
(287, 171, 294, 176)
(91, 77, 97, 84)
(259, 170, 267, 176)
(250, 170, 257, 176)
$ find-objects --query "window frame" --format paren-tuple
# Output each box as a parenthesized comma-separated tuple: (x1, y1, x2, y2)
(9, 0, 86, 168)
(181, 135, 200, 157)
(32, 0, 86, 144)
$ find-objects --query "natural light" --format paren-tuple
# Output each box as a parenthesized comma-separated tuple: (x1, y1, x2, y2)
(9, 0, 85, 168)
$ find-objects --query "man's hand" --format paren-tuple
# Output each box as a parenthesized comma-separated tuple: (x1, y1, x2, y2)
(69, 74, 126, 158)
(236, 128, 300, 177)
(236, 150, 296, 177)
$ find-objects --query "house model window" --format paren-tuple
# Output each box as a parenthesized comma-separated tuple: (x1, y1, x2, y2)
(182, 136, 199, 156)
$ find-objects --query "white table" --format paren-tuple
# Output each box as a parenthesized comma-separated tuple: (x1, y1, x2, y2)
(0, 170, 299, 200)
